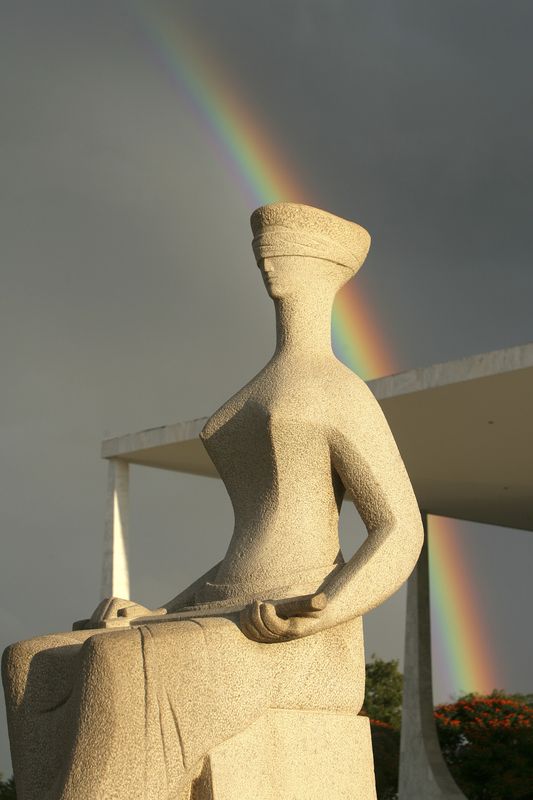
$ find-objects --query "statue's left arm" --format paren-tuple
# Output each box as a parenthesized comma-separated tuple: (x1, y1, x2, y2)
(320, 383, 424, 619)
(240, 381, 423, 642)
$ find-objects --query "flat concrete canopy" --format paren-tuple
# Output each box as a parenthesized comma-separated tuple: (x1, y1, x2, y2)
(102, 343, 533, 532)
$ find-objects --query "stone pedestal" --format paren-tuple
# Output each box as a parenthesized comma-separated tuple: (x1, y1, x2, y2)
(194, 710, 376, 800)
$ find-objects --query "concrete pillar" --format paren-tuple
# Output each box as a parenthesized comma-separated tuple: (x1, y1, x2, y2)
(398, 512, 465, 800)
(101, 458, 130, 600)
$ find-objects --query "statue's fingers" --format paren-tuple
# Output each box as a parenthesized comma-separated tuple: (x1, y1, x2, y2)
(260, 602, 291, 638)
(105, 598, 135, 619)
(250, 601, 280, 642)
(239, 607, 267, 642)
(285, 615, 317, 639)
(104, 599, 123, 618)
(90, 598, 111, 623)
(241, 619, 261, 642)
(239, 606, 259, 640)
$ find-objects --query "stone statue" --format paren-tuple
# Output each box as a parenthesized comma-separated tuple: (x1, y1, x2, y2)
(3, 203, 423, 799)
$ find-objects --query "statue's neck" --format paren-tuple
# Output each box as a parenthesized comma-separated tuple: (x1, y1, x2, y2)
(273, 294, 335, 360)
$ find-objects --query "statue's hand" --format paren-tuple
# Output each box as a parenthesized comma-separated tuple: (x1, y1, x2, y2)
(240, 593, 330, 643)
(73, 598, 167, 630)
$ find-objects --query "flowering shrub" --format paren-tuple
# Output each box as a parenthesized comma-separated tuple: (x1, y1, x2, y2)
(435, 693, 533, 800)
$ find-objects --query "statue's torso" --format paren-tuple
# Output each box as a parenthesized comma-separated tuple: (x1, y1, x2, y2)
(199, 359, 347, 600)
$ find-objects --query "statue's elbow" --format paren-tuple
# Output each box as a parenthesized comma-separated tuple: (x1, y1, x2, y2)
(389, 507, 424, 582)
(404, 509, 424, 576)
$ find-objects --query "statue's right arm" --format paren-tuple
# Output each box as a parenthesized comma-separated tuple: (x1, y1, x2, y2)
(162, 560, 222, 613)
(74, 561, 222, 629)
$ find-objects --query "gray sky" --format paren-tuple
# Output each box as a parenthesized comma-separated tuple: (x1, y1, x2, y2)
(1, 0, 533, 774)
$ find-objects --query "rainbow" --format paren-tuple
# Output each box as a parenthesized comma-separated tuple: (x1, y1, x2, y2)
(130, 1, 305, 209)
(333, 281, 395, 378)
(428, 515, 500, 697)
(129, 1, 395, 380)
(130, 3, 498, 699)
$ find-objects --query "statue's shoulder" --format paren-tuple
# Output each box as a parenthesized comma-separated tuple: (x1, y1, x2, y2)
(330, 359, 374, 399)
(327, 360, 384, 428)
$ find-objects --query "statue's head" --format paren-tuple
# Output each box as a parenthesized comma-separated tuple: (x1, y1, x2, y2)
(250, 202, 371, 298)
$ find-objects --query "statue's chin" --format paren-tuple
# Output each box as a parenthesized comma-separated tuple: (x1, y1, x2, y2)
(265, 283, 291, 299)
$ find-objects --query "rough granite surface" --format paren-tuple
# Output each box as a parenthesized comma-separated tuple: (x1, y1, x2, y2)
(2, 202, 423, 799)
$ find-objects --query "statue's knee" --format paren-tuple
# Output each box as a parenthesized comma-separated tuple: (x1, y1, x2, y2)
(2, 642, 22, 677)
(81, 630, 140, 677)
(2, 641, 34, 699)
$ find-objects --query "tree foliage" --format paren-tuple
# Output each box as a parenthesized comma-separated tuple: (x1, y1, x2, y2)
(435, 692, 533, 800)
(0, 774, 16, 800)
(365, 659, 533, 800)
(364, 655, 403, 729)
(364, 656, 403, 800)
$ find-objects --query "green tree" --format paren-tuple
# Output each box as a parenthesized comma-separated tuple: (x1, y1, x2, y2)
(0, 774, 16, 800)
(435, 692, 533, 800)
(363, 656, 403, 800)
(364, 655, 403, 729)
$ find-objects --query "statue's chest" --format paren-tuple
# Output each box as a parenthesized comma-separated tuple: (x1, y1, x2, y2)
(200, 393, 323, 480)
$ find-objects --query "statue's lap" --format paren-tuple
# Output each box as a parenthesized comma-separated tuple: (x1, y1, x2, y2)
(3, 615, 365, 798)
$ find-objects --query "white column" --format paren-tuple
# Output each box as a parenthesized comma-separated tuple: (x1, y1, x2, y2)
(101, 458, 130, 600)
(398, 512, 465, 800)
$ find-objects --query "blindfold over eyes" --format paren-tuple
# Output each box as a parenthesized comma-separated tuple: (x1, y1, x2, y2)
(252, 226, 364, 273)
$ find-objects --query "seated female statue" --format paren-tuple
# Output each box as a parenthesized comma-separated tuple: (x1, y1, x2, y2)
(2, 202, 423, 800)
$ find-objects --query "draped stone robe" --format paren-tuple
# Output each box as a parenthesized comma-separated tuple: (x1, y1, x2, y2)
(3, 597, 364, 799)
